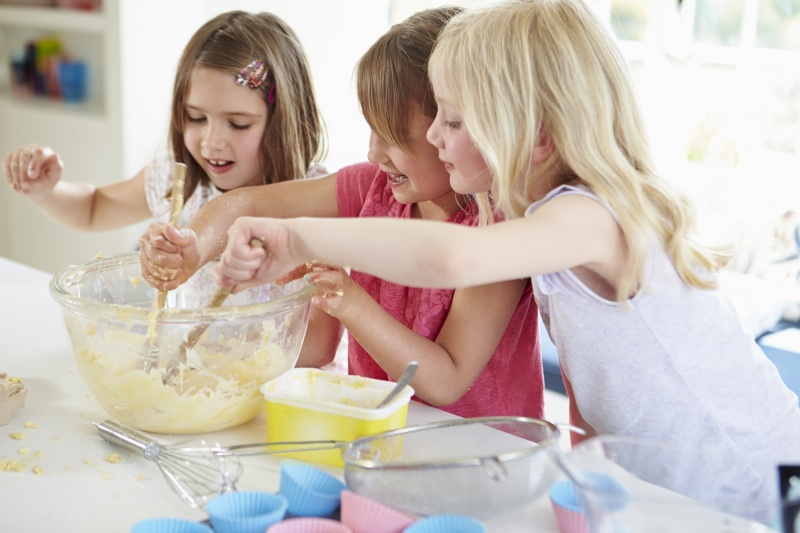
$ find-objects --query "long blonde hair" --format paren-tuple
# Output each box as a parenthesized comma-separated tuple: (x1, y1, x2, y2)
(170, 11, 326, 200)
(430, 0, 729, 301)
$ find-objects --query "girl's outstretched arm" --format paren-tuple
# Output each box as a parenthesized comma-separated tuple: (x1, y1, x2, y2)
(4, 144, 151, 231)
(217, 194, 626, 291)
(141, 173, 338, 291)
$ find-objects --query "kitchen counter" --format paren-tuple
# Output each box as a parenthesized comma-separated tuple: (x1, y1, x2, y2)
(0, 255, 562, 532)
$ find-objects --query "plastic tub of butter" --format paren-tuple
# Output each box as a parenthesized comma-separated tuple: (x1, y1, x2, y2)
(261, 369, 414, 467)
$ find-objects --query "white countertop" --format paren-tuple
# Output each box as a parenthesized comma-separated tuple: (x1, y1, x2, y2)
(0, 255, 562, 533)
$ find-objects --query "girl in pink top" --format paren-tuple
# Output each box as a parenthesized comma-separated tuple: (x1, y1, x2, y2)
(140, 7, 543, 418)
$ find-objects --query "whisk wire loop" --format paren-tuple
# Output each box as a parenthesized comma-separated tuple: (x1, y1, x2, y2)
(93, 420, 243, 509)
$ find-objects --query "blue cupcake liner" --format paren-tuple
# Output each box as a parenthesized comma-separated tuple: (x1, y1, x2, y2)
(403, 514, 485, 533)
(549, 472, 630, 514)
(206, 491, 288, 533)
(130, 517, 213, 533)
(279, 460, 346, 517)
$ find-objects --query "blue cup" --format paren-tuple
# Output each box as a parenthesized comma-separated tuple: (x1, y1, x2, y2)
(58, 60, 87, 102)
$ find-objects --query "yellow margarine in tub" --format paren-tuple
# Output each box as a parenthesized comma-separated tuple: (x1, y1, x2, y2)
(261, 368, 414, 467)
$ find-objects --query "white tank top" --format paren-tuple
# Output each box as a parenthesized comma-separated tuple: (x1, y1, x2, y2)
(526, 185, 800, 501)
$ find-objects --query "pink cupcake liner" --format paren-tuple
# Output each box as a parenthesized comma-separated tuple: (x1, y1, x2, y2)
(267, 517, 352, 533)
(340, 490, 415, 533)
(549, 480, 590, 533)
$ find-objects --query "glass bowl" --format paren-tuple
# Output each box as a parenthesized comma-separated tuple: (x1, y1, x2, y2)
(50, 252, 313, 433)
(560, 435, 791, 532)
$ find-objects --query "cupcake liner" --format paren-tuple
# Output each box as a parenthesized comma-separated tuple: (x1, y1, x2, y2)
(130, 517, 213, 533)
(206, 491, 288, 533)
(340, 490, 415, 533)
(549, 472, 630, 533)
(279, 460, 346, 517)
(267, 517, 353, 533)
(549, 479, 590, 533)
(403, 514, 485, 533)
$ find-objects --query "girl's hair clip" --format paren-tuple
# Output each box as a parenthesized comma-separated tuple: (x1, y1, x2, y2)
(236, 60, 269, 90)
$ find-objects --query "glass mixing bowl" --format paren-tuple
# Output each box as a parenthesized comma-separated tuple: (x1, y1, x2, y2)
(50, 253, 314, 434)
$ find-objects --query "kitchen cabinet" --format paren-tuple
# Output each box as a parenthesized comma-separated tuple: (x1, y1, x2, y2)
(0, 0, 203, 274)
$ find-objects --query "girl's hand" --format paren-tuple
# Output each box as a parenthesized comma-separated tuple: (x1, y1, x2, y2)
(213, 216, 297, 291)
(280, 263, 354, 318)
(3, 144, 63, 196)
(139, 223, 200, 290)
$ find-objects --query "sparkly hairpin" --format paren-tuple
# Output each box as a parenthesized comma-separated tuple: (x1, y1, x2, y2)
(236, 60, 269, 90)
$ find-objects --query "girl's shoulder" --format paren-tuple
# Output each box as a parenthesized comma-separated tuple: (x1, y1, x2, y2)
(524, 184, 617, 221)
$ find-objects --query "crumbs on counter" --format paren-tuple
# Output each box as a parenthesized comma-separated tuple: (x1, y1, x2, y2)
(104, 453, 121, 464)
(0, 459, 25, 472)
(23, 421, 38, 429)
(93, 252, 103, 259)
(83, 459, 95, 466)
(9, 432, 26, 440)
(32, 466, 43, 476)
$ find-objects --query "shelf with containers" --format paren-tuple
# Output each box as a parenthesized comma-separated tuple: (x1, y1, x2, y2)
(0, 3, 106, 117)
(0, 0, 201, 275)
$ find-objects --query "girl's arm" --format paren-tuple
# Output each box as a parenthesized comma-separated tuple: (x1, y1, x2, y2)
(295, 307, 344, 369)
(217, 194, 626, 292)
(141, 173, 339, 290)
(563, 372, 597, 446)
(301, 264, 527, 406)
(350, 280, 527, 406)
(4, 145, 151, 231)
(35, 170, 151, 231)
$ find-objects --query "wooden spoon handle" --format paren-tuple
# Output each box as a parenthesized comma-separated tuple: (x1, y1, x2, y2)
(153, 163, 188, 310)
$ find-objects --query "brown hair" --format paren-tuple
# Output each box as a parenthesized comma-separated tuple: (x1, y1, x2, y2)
(169, 11, 326, 199)
(356, 6, 463, 154)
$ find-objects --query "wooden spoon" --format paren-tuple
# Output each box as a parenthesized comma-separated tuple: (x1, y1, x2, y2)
(143, 162, 187, 372)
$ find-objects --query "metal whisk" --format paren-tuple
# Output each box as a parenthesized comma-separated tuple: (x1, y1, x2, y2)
(93, 420, 242, 508)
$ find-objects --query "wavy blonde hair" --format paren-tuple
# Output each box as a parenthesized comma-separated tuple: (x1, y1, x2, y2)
(429, 0, 729, 301)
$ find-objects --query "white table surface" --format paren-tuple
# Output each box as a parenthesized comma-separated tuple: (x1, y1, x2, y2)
(0, 255, 561, 533)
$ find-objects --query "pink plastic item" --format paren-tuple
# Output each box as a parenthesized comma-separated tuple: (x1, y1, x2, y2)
(340, 490, 416, 533)
(267, 517, 351, 533)
(549, 480, 590, 533)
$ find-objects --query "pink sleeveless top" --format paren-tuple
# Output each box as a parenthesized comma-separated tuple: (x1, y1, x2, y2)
(336, 162, 544, 418)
